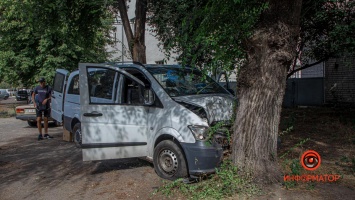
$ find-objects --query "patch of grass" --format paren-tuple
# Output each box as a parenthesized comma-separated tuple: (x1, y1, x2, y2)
(155, 160, 260, 200)
(282, 158, 303, 189)
(279, 126, 294, 137)
(279, 110, 296, 133)
(335, 155, 355, 174)
(0, 109, 15, 118)
(0, 104, 17, 118)
(280, 138, 310, 189)
(280, 138, 310, 159)
(306, 182, 316, 190)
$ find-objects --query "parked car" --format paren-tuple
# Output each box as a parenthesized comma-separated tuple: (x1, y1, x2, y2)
(0, 89, 9, 100)
(16, 90, 29, 101)
(15, 99, 58, 127)
(52, 62, 236, 180)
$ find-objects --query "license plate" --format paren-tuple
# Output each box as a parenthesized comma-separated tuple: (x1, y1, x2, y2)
(27, 109, 36, 113)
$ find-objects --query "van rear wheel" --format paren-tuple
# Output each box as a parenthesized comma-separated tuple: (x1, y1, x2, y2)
(153, 140, 188, 180)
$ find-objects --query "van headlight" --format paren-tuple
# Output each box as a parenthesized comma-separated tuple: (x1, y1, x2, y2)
(188, 125, 209, 140)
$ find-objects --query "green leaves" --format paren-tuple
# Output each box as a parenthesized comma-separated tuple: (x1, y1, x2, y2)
(300, 0, 355, 62)
(149, 0, 265, 73)
(0, 0, 115, 87)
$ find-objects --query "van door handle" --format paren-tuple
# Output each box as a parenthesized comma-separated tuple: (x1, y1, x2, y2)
(52, 96, 56, 99)
(83, 112, 103, 117)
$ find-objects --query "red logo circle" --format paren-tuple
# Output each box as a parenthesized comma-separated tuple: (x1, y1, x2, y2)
(301, 150, 321, 171)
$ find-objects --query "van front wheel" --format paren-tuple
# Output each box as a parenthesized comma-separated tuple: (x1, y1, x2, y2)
(153, 140, 188, 180)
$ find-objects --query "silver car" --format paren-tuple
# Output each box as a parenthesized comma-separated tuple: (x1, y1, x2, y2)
(15, 99, 58, 127)
(0, 89, 9, 100)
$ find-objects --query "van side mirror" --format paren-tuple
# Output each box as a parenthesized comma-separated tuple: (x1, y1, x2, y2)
(144, 89, 155, 105)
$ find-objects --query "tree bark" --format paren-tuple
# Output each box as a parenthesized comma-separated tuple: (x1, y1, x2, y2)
(133, 0, 147, 63)
(117, 0, 147, 64)
(231, 0, 303, 183)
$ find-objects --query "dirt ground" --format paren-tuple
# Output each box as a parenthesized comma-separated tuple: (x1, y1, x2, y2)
(0, 97, 355, 199)
(273, 106, 355, 199)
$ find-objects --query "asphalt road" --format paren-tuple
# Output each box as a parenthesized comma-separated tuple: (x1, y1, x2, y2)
(0, 116, 166, 200)
(0, 95, 29, 105)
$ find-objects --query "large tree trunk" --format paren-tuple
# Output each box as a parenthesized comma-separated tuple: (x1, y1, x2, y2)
(231, 0, 302, 183)
(117, 0, 147, 64)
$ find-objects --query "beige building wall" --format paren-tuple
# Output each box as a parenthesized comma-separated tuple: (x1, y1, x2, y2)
(106, 0, 177, 64)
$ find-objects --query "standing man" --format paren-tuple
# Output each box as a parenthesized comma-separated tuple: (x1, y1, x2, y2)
(32, 77, 53, 140)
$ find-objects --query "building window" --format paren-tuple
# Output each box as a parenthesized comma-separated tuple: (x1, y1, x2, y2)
(155, 60, 164, 65)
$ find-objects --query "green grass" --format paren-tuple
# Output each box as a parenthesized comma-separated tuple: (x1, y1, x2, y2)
(0, 109, 15, 118)
(0, 105, 16, 118)
(154, 160, 260, 200)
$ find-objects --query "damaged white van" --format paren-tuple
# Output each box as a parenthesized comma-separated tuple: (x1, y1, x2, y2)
(53, 62, 235, 180)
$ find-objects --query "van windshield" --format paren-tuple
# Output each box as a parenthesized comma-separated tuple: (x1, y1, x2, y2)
(148, 67, 228, 97)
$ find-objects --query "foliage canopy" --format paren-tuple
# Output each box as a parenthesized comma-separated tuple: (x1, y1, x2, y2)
(295, 0, 355, 70)
(148, 0, 355, 75)
(0, 0, 116, 87)
(148, 0, 266, 74)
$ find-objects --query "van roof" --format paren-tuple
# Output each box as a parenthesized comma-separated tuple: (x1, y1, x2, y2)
(74, 63, 194, 73)
(144, 64, 191, 69)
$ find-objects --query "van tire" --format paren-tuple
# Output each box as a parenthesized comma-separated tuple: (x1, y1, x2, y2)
(27, 121, 37, 127)
(73, 123, 82, 147)
(153, 140, 188, 180)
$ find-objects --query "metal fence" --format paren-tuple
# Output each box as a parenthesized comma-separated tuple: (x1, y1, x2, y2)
(283, 78, 324, 107)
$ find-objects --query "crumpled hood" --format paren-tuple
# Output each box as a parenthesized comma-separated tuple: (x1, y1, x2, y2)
(173, 94, 235, 124)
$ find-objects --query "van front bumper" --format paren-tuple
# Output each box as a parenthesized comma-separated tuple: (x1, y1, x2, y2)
(180, 141, 223, 176)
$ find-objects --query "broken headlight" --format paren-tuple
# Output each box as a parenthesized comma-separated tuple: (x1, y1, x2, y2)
(188, 125, 209, 141)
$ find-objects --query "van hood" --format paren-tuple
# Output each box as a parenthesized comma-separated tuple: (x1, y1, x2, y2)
(173, 94, 235, 124)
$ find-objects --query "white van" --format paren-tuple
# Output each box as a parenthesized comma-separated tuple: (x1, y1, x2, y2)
(52, 62, 235, 180)
(51, 69, 81, 137)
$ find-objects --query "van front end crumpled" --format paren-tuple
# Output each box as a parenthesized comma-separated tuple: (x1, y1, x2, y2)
(180, 140, 224, 176)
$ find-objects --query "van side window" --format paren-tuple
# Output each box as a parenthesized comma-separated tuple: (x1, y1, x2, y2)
(122, 77, 144, 105)
(121, 69, 152, 105)
(87, 68, 118, 104)
(67, 75, 80, 95)
(53, 72, 65, 93)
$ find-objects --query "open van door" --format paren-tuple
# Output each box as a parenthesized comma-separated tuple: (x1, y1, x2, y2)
(51, 69, 69, 123)
(79, 63, 149, 161)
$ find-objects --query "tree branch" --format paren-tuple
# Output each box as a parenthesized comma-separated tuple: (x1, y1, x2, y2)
(117, 0, 134, 55)
(287, 57, 327, 78)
